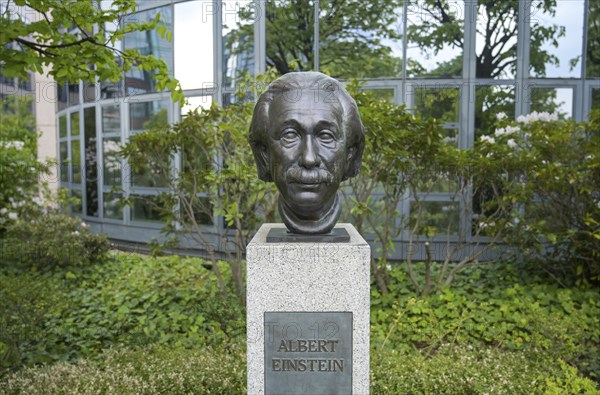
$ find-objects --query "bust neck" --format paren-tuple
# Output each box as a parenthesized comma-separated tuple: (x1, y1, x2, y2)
(278, 193, 341, 234)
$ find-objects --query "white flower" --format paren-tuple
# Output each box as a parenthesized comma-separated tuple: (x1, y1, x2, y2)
(8, 212, 18, 220)
(1, 141, 25, 150)
(516, 111, 559, 124)
(495, 112, 507, 120)
(80, 222, 88, 228)
(0, 207, 7, 215)
(507, 139, 517, 148)
(505, 125, 520, 134)
(494, 127, 506, 137)
(71, 230, 80, 236)
(480, 135, 495, 144)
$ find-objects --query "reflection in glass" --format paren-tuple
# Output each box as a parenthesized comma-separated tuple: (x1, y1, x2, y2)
(102, 105, 120, 134)
(131, 195, 162, 222)
(59, 115, 67, 138)
(71, 140, 81, 183)
(320, 1, 402, 79)
(68, 82, 80, 105)
(530, 87, 573, 119)
(83, 82, 98, 103)
(530, 0, 583, 77)
(60, 142, 69, 183)
(586, 0, 600, 78)
(103, 137, 122, 187)
(103, 191, 123, 220)
(124, 6, 173, 94)
(592, 88, 600, 111)
(407, 0, 463, 77)
(84, 107, 98, 217)
(70, 111, 80, 136)
(413, 87, 459, 122)
(174, 1, 214, 90)
(57, 83, 68, 112)
(129, 100, 169, 131)
(223, 0, 254, 88)
(475, 85, 515, 138)
(476, 2, 518, 79)
(410, 200, 460, 236)
(71, 188, 82, 214)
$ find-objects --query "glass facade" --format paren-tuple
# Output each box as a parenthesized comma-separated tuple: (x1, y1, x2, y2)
(55, 0, 600, 252)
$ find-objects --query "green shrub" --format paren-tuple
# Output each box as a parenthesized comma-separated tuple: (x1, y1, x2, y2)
(371, 262, 600, 381)
(0, 269, 69, 375)
(372, 344, 599, 395)
(40, 254, 245, 363)
(0, 344, 246, 395)
(2, 214, 109, 268)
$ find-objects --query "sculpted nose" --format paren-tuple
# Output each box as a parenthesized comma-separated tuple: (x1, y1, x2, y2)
(299, 136, 320, 168)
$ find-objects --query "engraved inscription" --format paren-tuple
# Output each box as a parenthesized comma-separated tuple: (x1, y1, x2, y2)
(264, 312, 352, 395)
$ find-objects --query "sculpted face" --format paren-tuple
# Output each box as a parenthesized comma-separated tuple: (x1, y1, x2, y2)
(268, 93, 347, 214)
(249, 72, 364, 234)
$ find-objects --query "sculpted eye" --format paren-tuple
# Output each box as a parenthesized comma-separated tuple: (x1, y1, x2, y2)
(281, 129, 299, 143)
(318, 130, 336, 143)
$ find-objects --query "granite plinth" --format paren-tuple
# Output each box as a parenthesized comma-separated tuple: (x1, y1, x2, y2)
(247, 223, 370, 395)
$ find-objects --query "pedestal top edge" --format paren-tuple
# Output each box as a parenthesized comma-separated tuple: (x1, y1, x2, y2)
(248, 223, 368, 246)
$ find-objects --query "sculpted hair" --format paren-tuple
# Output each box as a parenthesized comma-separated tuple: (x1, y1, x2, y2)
(248, 72, 365, 182)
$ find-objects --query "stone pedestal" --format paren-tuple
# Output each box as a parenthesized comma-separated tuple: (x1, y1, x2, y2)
(247, 223, 370, 395)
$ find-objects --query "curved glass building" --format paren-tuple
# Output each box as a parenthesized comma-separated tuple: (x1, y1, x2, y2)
(56, 0, 600, 255)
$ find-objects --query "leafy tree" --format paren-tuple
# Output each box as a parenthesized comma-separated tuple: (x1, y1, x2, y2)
(227, 0, 403, 78)
(0, 0, 182, 103)
(121, 72, 280, 304)
(585, 0, 600, 77)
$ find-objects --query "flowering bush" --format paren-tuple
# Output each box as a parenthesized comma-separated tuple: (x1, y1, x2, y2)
(474, 110, 600, 284)
(2, 214, 109, 268)
(0, 96, 52, 229)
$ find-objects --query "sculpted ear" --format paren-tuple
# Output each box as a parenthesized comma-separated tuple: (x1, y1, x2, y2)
(252, 143, 272, 182)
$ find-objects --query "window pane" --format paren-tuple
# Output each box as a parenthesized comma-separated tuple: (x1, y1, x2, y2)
(59, 115, 67, 138)
(363, 89, 395, 103)
(407, 0, 463, 78)
(530, 0, 584, 78)
(592, 88, 600, 111)
(102, 105, 120, 134)
(71, 188, 82, 214)
(410, 200, 460, 236)
(174, 0, 214, 90)
(319, 1, 403, 79)
(475, 85, 515, 139)
(181, 96, 212, 115)
(131, 195, 163, 222)
(265, 0, 313, 75)
(413, 87, 460, 123)
(124, 6, 174, 94)
(476, 3, 518, 79)
(529, 87, 573, 119)
(129, 100, 169, 132)
(70, 111, 80, 136)
(103, 137, 122, 187)
(103, 191, 123, 220)
(68, 82, 80, 106)
(57, 83, 68, 112)
(71, 139, 81, 183)
(223, 0, 254, 88)
(586, 1, 600, 78)
(83, 82, 98, 103)
(84, 107, 98, 217)
(60, 142, 69, 183)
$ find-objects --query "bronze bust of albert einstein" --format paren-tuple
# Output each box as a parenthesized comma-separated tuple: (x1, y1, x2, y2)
(249, 72, 365, 235)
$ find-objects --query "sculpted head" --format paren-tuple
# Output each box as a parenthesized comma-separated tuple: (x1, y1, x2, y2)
(249, 72, 365, 234)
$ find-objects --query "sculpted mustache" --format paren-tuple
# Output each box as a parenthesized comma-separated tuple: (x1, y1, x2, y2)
(286, 168, 333, 184)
